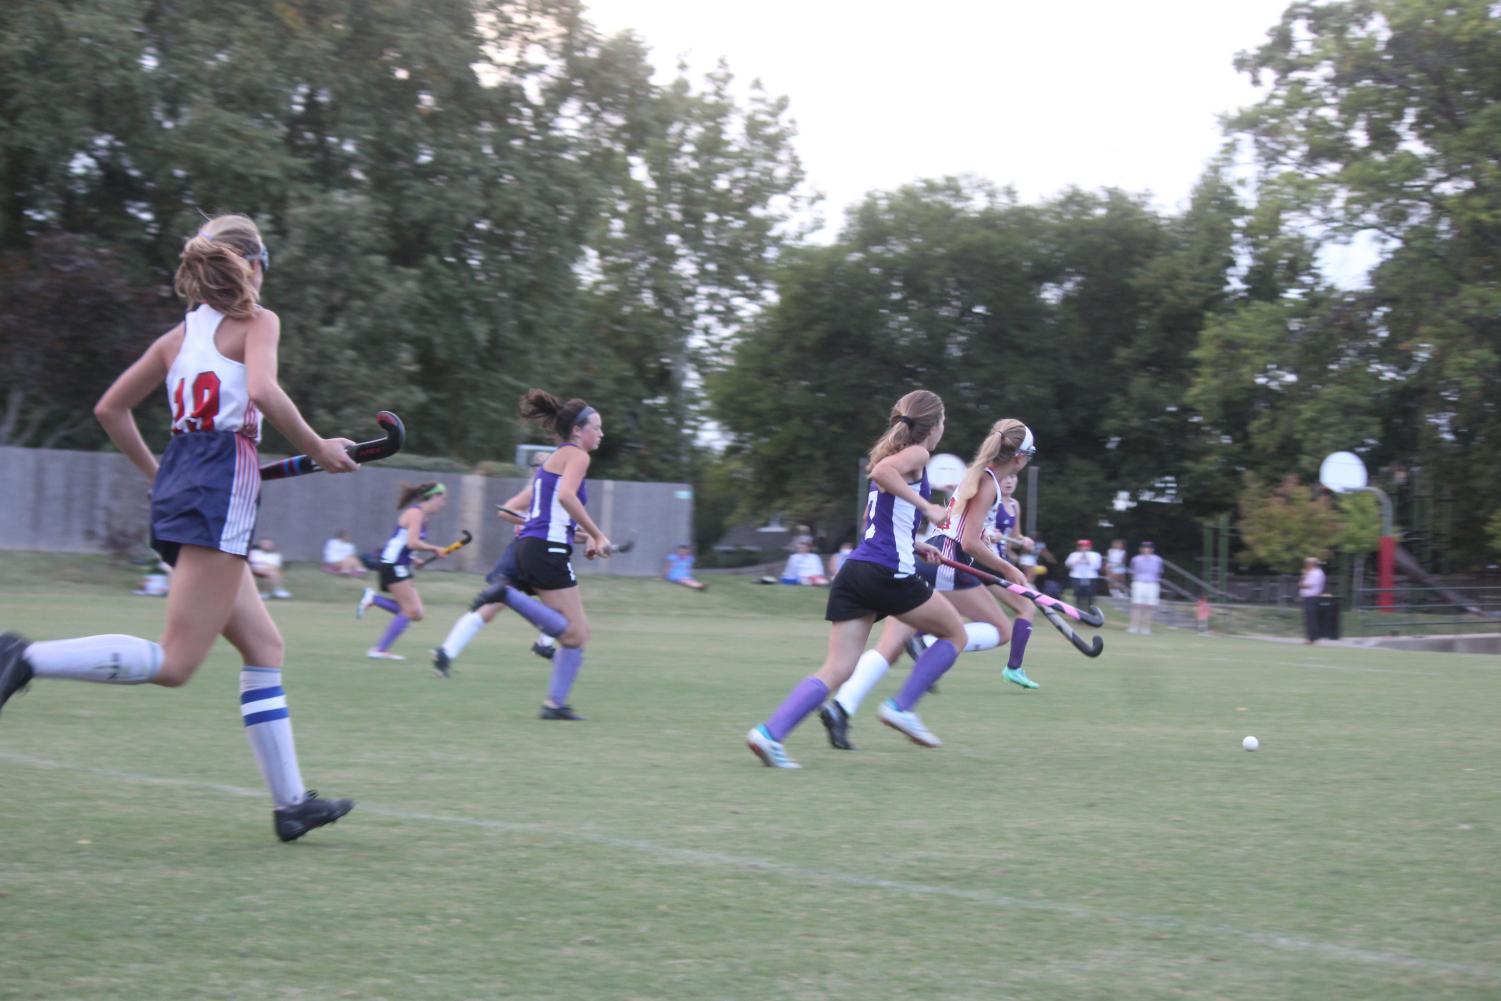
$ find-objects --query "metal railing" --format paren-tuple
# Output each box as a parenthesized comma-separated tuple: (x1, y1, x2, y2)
(1346, 584, 1501, 636)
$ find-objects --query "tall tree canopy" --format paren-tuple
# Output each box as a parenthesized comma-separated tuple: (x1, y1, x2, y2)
(0, 0, 807, 480)
(1218, 0, 1501, 552)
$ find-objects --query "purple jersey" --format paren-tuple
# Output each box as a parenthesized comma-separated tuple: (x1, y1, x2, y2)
(379, 506, 428, 566)
(519, 443, 588, 544)
(849, 469, 930, 576)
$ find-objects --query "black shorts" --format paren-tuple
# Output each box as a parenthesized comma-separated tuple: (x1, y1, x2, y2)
(485, 540, 520, 586)
(378, 562, 414, 591)
(824, 558, 933, 623)
(514, 536, 577, 592)
(914, 534, 982, 592)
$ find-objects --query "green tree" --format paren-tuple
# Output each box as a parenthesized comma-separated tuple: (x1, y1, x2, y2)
(1227, 0, 1501, 562)
(1236, 473, 1342, 571)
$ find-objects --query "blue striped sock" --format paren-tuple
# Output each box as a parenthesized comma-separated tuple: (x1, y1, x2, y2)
(239, 668, 306, 808)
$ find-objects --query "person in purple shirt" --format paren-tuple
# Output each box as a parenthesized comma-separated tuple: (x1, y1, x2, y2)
(1127, 540, 1165, 634)
(476, 389, 612, 719)
(747, 390, 970, 769)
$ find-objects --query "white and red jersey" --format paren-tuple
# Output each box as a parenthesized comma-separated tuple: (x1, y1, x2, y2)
(165, 304, 262, 441)
(932, 468, 1003, 545)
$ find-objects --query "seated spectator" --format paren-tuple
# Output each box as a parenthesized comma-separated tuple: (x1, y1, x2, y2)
(322, 530, 365, 576)
(662, 544, 707, 591)
(780, 540, 828, 586)
(249, 539, 291, 599)
(827, 541, 853, 578)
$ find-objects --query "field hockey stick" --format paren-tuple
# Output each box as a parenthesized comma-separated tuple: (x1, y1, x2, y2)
(259, 410, 406, 480)
(414, 530, 473, 568)
(1038, 605, 1105, 659)
(934, 554, 1105, 628)
(601, 533, 636, 556)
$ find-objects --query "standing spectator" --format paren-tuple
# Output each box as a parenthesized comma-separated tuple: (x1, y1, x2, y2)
(1195, 595, 1212, 634)
(1300, 557, 1327, 644)
(780, 540, 829, 586)
(1127, 540, 1164, 634)
(662, 544, 707, 591)
(1105, 538, 1128, 598)
(1064, 539, 1102, 611)
(249, 539, 291, 600)
(321, 530, 364, 576)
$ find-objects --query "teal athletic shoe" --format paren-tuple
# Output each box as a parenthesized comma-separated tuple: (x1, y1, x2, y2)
(1003, 667, 1039, 690)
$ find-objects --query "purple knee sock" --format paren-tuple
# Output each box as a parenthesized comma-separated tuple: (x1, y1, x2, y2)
(503, 587, 568, 636)
(376, 614, 409, 652)
(548, 646, 583, 704)
(1008, 619, 1032, 669)
(372, 595, 400, 615)
(893, 639, 957, 711)
(762, 676, 829, 741)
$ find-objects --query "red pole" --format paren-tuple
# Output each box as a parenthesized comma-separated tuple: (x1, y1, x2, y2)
(1377, 534, 1396, 613)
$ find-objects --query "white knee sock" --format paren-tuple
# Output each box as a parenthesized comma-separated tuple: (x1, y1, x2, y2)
(239, 668, 306, 809)
(25, 635, 162, 684)
(441, 611, 487, 659)
(834, 650, 891, 717)
(963, 622, 1001, 652)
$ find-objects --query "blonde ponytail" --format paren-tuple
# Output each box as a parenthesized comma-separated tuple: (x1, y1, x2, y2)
(952, 419, 1033, 508)
(867, 390, 944, 466)
(173, 214, 265, 319)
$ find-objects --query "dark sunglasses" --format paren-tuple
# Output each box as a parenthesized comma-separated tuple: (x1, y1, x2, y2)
(246, 245, 270, 272)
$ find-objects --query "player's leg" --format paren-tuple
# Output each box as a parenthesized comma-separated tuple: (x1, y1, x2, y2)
(433, 602, 503, 677)
(820, 616, 908, 750)
(878, 593, 968, 746)
(12, 545, 244, 697)
(369, 579, 421, 659)
(750, 616, 873, 768)
(990, 586, 1040, 688)
(533, 585, 588, 718)
(220, 570, 353, 839)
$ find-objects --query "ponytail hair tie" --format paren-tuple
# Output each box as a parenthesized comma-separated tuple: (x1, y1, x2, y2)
(894, 415, 914, 428)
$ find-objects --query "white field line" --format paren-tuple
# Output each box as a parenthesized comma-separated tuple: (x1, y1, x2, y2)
(3, 749, 1498, 985)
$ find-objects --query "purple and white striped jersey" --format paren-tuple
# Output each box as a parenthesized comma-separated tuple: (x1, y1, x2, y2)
(519, 443, 589, 544)
(379, 507, 428, 566)
(849, 469, 930, 576)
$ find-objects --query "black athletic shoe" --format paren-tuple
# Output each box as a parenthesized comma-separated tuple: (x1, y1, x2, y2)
(538, 704, 585, 720)
(432, 648, 452, 679)
(819, 700, 855, 750)
(903, 634, 927, 662)
(0, 632, 34, 718)
(530, 640, 556, 661)
(274, 791, 355, 843)
(470, 578, 508, 613)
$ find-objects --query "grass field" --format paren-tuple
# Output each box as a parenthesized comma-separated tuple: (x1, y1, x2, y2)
(1, 553, 1498, 1000)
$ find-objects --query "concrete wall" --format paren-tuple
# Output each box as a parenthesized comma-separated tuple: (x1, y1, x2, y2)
(0, 446, 692, 577)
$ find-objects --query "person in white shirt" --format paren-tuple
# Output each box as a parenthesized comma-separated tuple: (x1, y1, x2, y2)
(249, 539, 291, 599)
(1299, 557, 1328, 644)
(780, 540, 828, 586)
(1063, 538, 1102, 611)
(321, 530, 364, 576)
(1105, 538, 1128, 598)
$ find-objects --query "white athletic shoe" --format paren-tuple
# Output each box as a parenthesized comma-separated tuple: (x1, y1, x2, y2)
(367, 649, 405, 661)
(272, 589, 292, 600)
(877, 699, 942, 747)
(356, 587, 375, 619)
(746, 725, 801, 768)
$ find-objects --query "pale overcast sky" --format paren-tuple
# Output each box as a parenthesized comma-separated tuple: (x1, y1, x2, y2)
(583, 0, 1298, 238)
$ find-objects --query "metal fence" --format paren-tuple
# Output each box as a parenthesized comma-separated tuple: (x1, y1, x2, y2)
(0, 445, 692, 577)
